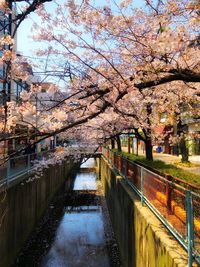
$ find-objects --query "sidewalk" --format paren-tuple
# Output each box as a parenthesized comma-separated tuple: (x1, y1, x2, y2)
(121, 147, 200, 175)
(152, 153, 200, 175)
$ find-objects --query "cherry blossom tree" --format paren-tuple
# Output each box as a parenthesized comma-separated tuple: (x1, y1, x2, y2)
(27, 0, 199, 160)
(0, 0, 200, 162)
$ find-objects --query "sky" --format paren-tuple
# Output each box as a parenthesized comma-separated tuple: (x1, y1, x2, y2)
(17, 0, 144, 58)
(16, 0, 145, 88)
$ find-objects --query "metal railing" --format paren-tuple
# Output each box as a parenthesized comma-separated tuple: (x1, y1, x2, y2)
(0, 146, 100, 188)
(102, 147, 200, 267)
(0, 150, 55, 188)
(0, 146, 101, 188)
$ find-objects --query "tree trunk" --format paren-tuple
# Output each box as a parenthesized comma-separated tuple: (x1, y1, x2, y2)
(116, 135, 121, 152)
(179, 136, 189, 162)
(111, 139, 115, 149)
(128, 136, 131, 154)
(144, 104, 153, 161)
(136, 139, 138, 156)
(145, 138, 153, 161)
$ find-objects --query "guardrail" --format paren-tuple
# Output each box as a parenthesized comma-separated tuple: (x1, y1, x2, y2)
(0, 147, 101, 188)
(102, 147, 200, 267)
(0, 150, 54, 188)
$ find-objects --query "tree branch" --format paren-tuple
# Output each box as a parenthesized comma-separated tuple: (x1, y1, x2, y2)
(132, 70, 200, 90)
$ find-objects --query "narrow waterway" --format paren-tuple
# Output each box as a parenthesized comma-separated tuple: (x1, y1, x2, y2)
(41, 158, 109, 267)
(14, 158, 121, 267)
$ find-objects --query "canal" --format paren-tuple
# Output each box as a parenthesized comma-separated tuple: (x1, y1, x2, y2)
(13, 158, 121, 267)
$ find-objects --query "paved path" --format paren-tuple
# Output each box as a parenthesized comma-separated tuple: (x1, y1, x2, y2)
(152, 153, 200, 175)
(121, 147, 200, 175)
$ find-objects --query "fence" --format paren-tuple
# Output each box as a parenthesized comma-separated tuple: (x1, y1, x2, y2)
(0, 150, 54, 188)
(102, 147, 200, 267)
(0, 146, 99, 188)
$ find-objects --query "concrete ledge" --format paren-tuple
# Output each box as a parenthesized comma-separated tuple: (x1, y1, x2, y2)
(101, 157, 197, 267)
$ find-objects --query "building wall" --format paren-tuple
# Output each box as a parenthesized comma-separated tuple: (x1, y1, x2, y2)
(188, 122, 200, 155)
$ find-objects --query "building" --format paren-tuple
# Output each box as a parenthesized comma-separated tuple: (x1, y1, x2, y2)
(0, 0, 13, 105)
(180, 103, 200, 156)
(30, 82, 59, 152)
(31, 82, 58, 109)
(0, 2, 36, 156)
(0, 1, 18, 156)
(2, 58, 34, 155)
(0, 3, 58, 157)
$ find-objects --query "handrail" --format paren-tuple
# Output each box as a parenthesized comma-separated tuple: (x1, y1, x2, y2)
(133, 159, 200, 192)
(0, 149, 56, 188)
(102, 146, 200, 267)
(114, 152, 200, 192)
(0, 147, 101, 188)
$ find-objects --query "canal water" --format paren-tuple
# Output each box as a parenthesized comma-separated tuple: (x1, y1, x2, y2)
(14, 158, 121, 267)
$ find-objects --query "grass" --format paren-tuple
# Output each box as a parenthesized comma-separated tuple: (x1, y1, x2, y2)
(174, 161, 200, 168)
(112, 149, 200, 186)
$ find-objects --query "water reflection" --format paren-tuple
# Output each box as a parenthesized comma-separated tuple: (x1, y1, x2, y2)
(40, 158, 110, 267)
(41, 209, 109, 267)
(80, 158, 95, 168)
(73, 172, 97, 191)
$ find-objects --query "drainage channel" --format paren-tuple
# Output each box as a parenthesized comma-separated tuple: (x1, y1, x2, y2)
(13, 158, 121, 267)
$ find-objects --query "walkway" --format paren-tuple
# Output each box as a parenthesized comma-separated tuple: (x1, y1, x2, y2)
(152, 153, 200, 175)
(121, 147, 200, 175)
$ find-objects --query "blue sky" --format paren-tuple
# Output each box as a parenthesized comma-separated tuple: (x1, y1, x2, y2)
(17, 0, 144, 58)
(16, 0, 145, 88)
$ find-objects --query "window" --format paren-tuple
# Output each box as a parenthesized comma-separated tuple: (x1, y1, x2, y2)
(41, 88, 47, 93)
(13, 80, 30, 101)
(0, 82, 3, 104)
(14, 81, 18, 96)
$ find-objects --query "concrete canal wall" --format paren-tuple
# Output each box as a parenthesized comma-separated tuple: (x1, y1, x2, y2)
(0, 160, 77, 267)
(100, 157, 191, 267)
